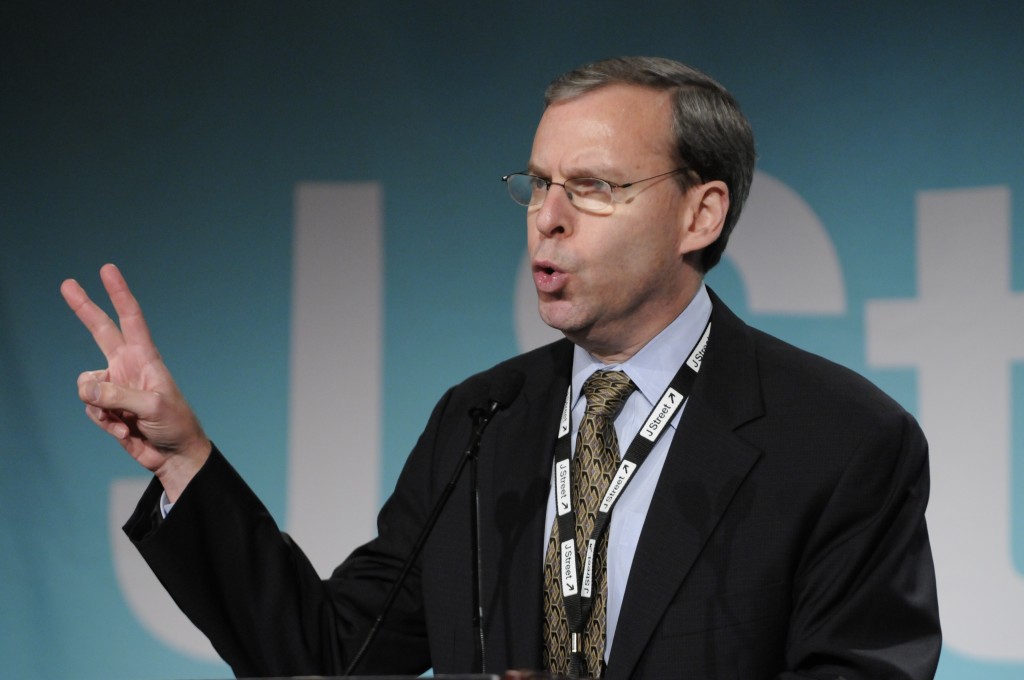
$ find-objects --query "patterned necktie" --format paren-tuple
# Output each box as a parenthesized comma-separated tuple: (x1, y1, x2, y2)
(544, 370, 636, 679)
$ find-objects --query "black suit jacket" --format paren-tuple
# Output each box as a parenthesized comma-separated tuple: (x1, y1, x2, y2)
(126, 290, 941, 679)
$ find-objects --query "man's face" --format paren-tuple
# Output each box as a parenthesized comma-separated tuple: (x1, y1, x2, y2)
(527, 84, 703, 361)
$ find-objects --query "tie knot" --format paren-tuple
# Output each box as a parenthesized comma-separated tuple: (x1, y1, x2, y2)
(582, 370, 636, 419)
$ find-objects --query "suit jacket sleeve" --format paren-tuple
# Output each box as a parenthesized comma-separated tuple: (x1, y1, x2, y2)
(780, 409, 940, 679)
(123, 385, 470, 678)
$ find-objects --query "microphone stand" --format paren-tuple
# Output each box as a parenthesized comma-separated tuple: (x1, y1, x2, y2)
(469, 408, 487, 673)
(344, 400, 503, 676)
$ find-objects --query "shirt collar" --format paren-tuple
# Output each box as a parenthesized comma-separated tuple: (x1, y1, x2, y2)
(571, 284, 713, 409)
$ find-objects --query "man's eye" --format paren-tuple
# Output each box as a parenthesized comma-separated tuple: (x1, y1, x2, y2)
(570, 178, 605, 194)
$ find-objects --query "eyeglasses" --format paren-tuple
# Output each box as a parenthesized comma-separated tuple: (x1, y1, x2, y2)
(501, 168, 690, 214)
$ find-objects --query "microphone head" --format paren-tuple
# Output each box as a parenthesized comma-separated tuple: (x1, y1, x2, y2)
(489, 369, 525, 409)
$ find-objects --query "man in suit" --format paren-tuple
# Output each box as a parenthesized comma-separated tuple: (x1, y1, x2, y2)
(62, 57, 941, 679)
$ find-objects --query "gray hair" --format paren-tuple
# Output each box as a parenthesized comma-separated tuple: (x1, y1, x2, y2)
(545, 56, 756, 272)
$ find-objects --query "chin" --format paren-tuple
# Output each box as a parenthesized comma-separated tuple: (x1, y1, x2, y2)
(538, 306, 579, 337)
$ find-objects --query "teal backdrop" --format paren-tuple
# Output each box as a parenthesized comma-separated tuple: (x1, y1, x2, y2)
(2, 2, 1023, 678)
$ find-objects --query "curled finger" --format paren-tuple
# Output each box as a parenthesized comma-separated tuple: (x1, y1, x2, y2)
(77, 369, 109, 391)
(85, 404, 130, 440)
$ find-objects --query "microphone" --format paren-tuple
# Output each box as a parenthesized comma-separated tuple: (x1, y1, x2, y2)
(473, 369, 526, 420)
(344, 369, 525, 676)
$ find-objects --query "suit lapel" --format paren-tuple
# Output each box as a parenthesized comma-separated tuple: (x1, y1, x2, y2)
(606, 291, 766, 680)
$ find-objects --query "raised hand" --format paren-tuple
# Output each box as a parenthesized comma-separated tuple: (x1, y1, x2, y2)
(61, 264, 211, 501)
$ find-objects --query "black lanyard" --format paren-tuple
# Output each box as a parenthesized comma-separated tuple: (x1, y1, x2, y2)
(552, 319, 712, 666)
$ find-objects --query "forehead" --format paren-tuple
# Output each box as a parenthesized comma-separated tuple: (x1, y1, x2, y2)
(530, 84, 675, 175)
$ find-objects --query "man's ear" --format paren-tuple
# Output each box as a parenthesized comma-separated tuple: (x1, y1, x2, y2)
(678, 180, 729, 256)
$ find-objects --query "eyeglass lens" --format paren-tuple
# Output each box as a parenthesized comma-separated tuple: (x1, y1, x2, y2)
(506, 174, 614, 211)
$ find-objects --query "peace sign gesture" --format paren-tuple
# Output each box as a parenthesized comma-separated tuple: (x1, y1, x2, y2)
(61, 264, 211, 501)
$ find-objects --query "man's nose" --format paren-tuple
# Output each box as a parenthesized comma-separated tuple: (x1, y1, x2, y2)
(532, 184, 575, 237)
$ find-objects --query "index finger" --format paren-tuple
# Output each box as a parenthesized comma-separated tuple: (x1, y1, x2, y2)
(99, 263, 156, 348)
(61, 275, 126, 361)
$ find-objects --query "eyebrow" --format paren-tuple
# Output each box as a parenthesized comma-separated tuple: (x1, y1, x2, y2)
(524, 163, 618, 180)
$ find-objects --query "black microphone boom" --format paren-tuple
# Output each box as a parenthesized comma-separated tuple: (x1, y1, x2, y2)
(344, 369, 525, 676)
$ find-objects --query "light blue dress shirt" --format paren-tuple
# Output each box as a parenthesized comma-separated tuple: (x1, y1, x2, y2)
(542, 284, 713, 660)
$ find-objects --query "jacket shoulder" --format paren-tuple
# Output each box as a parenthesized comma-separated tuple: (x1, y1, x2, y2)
(446, 338, 574, 405)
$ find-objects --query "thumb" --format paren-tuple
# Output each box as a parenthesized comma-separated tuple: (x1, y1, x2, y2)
(79, 377, 156, 417)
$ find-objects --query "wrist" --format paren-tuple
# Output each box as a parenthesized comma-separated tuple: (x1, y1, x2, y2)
(156, 436, 212, 502)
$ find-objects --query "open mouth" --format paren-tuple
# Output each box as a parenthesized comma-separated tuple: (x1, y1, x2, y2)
(532, 261, 567, 294)
(532, 258, 560, 276)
